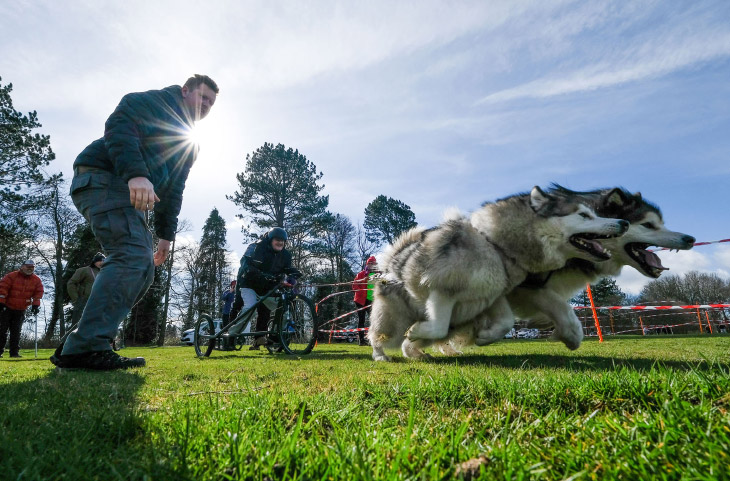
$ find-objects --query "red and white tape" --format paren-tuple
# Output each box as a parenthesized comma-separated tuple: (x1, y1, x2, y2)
(574, 303, 730, 311)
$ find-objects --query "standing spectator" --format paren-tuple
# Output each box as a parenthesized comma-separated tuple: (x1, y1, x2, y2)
(221, 280, 236, 323)
(0, 260, 44, 358)
(50, 74, 219, 370)
(352, 256, 379, 346)
(67, 253, 105, 327)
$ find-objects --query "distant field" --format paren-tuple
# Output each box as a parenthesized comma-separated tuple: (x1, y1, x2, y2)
(1, 336, 729, 480)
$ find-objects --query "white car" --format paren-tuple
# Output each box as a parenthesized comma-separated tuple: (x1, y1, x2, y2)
(181, 319, 223, 345)
(516, 328, 539, 339)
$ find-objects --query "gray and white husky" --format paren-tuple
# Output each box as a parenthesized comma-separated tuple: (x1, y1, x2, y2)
(438, 186, 696, 354)
(504, 186, 695, 349)
(368, 186, 629, 362)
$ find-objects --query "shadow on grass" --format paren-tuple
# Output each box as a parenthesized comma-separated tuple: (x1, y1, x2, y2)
(428, 353, 723, 372)
(301, 350, 724, 372)
(0, 367, 145, 479)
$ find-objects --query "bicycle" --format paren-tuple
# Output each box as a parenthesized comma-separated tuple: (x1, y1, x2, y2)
(193, 277, 318, 357)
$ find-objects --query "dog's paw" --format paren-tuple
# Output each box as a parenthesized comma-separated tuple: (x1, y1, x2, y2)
(402, 339, 433, 360)
(373, 353, 393, 362)
(437, 343, 463, 356)
(551, 326, 583, 350)
(371, 345, 393, 362)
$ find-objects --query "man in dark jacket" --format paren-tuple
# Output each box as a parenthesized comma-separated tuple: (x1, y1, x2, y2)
(51, 74, 218, 370)
(230, 227, 300, 350)
(67, 252, 105, 327)
(0, 260, 44, 358)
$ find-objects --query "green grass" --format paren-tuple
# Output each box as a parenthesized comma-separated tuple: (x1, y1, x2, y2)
(1, 335, 729, 480)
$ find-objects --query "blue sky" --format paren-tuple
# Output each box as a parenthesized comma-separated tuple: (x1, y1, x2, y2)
(2, 0, 729, 296)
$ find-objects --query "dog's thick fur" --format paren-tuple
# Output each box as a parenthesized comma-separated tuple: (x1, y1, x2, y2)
(506, 186, 695, 348)
(368, 186, 629, 362)
(440, 186, 695, 353)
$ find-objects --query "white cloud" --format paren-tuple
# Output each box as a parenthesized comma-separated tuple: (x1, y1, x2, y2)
(477, 24, 730, 104)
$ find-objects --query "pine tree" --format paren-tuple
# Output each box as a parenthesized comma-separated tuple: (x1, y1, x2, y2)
(227, 142, 329, 267)
(195, 208, 230, 317)
(0, 77, 55, 273)
(363, 195, 417, 247)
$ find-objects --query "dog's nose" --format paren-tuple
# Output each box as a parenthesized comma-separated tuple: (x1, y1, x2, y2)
(618, 219, 629, 233)
(683, 234, 696, 247)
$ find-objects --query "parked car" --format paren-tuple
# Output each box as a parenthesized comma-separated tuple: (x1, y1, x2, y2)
(516, 328, 539, 339)
(181, 319, 223, 345)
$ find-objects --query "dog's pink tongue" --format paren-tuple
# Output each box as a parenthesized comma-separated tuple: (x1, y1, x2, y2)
(588, 240, 605, 254)
(642, 249, 668, 270)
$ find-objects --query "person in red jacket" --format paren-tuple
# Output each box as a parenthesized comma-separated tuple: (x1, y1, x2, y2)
(352, 256, 379, 346)
(0, 260, 44, 358)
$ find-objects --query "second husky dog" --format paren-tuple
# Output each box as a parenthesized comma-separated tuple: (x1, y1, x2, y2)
(368, 186, 629, 362)
(506, 186, 695, 349)
(439, 186, 695, 354)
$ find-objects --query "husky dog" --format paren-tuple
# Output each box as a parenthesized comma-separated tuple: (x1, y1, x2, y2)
(504, 186, 695, 349)
(368, 186, 629, 362)
(438, 186, 696, 354)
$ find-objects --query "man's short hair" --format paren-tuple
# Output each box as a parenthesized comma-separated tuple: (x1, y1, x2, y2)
(184, 74, 219, 94)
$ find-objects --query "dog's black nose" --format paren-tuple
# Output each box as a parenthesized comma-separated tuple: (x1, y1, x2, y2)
(618, 219, 629, 232)
(683, 235, 696, 246)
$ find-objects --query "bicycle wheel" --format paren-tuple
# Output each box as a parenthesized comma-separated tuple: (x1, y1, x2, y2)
(194, 314, 216, 357)
(278, 294, 318, 355)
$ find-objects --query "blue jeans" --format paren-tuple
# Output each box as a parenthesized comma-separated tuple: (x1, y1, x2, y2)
(63, 170, 154, 355)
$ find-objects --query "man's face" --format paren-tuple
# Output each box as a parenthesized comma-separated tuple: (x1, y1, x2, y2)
(182, 84, 217, 121)
(20, 264, 34, 276)
(271, 238, 286, 252)
(94, 260, 104, 269)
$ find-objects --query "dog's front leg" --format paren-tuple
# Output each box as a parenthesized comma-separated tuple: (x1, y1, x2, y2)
(405, 291, 455, 340)
(475, 296, 515, 346)
(533, 290, 583, 350)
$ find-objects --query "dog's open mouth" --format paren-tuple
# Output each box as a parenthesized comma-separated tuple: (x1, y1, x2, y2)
(625, 243, 668, 278)
(569, 233, 613, 261)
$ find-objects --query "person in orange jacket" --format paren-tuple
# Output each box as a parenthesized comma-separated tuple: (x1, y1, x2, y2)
(352, 256, 379, 346)
(0, 260, 44, 358)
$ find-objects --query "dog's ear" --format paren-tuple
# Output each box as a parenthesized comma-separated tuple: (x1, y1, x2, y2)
(604, 188, 628, 210)
(634, 191, 642, 201)
(529, 186, 551, 213)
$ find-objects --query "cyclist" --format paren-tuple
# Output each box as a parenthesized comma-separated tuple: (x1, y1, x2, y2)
(228, 227, 301, 350)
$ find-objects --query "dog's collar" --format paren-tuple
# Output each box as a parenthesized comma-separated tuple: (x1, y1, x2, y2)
(518, 271, 555, 289)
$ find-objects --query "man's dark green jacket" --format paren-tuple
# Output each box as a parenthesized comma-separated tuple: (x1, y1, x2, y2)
(73, 85, 197, 241)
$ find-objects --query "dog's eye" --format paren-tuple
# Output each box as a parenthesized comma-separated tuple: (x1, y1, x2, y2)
(579, 212, 592, 219)
(641, 222, 656, 230)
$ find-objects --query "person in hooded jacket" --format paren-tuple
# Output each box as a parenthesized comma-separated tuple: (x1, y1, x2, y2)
(0, 260, 44, 358)
(51, 74, 219, 370)
(229, 227, 301, 350)
(67, 252, 106, 327)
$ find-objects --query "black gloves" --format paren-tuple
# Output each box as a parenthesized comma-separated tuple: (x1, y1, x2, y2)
(31, 305, 40, 315)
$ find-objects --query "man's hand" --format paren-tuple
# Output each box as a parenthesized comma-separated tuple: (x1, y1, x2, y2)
(154, 239, 171, 266)
(128, 177, 160, 211)
(31, 305, 40, 315)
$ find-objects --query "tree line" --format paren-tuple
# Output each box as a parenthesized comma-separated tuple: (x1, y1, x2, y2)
(0, 78, 418, 345)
